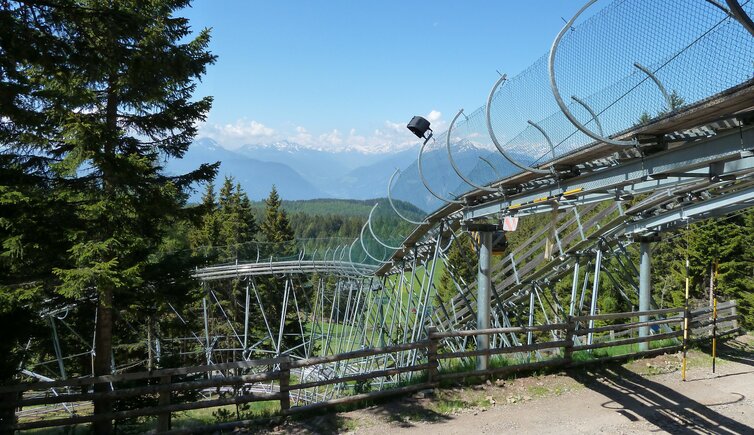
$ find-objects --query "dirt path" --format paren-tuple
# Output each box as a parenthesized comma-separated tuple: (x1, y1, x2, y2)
(273, 335, 754, 435)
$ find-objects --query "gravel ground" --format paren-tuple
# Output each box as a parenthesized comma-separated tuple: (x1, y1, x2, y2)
(260, 334, 754, 435)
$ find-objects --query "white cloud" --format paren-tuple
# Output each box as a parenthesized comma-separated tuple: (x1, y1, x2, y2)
(318, 129, 343, 147)
(384, 120, 405, 132)
(292, 126, 314, 146)
(198, 115, 452, 154)
(198, 119, 275, 148)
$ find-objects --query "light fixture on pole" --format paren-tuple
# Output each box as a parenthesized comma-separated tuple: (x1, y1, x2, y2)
(407, 115, 433, 144)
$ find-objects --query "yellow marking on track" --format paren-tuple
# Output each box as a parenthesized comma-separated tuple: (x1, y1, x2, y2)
(562, 188, 583, 197)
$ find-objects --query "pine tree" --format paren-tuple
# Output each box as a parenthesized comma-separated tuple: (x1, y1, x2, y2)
(236, 182, 258, 259)
(260, 185, 294, 258)
(0, 5, 82, 425)
(189, 180, 221, 260)
(1, 2, 218, 431)
(218, 176, 238, 261)
(212, 176, 257, 261)
(255, 186, 298, 356)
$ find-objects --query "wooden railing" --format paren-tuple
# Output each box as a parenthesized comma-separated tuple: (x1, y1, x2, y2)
(0, 301, 739, 433)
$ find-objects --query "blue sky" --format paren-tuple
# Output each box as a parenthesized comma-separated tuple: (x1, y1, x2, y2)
(183, 1, 605, 152)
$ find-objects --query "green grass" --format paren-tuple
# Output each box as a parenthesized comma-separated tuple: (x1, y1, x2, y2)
(26, 400, 282, 434)
(527, 385, 549, 397)
(572, 337, 680, 362)
(435, 398, 469, 414)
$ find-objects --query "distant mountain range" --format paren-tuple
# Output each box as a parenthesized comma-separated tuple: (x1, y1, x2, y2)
(246, 198, 425, 220)
(169, 138, 518, 212)
(169, 138, 324, 200)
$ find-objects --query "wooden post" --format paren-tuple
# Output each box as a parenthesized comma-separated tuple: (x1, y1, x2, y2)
(279, 357, 291, 412)
(682, 305, 691, 381)
(157, 375, 171, 432)
(731, 300, 739, 330)
(0, 391, 18, 435)
(564, 316, 575, 365)
(426, 327, 439, 386)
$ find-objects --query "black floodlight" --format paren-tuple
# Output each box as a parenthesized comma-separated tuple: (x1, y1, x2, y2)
(491, 231, 508, 255)
(407, 115, 433, 144)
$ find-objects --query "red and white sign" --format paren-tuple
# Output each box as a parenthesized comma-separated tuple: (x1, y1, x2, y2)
(502, 216, 519, 232)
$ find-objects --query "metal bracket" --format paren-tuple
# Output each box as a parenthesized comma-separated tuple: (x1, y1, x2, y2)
(359, 222, 391, 264)
(485, 74, 551, 174)
(526, 120, 559, 172)
(367, 204, 403, 250)
(571, 96, 604, 136)
(418, 138, 464, 204)
(549, 0, 638, 147)
(447, 109, 497, 192)
(387, 168, 425, 225)
(633, 62, 673, 110)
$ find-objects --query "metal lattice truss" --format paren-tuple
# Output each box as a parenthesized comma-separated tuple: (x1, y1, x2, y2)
(23, 0, 754, 406)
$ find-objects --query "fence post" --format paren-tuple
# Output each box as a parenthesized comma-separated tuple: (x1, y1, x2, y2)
(279, 357, 291, 412)
(564, 316, 575, 365)
(426, 327, 439, 386)
(157, 375, 171, 432)
(731, 300, 739, 330)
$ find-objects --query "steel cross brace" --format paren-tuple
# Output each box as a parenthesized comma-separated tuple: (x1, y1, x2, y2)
(464, 126, 754, 221)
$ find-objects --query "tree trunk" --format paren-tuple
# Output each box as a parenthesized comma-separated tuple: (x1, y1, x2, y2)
(93, 287, 114, 435)
(93, 76, 118, 434)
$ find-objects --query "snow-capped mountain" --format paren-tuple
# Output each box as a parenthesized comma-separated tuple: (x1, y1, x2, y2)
(171, 138, 509, 210)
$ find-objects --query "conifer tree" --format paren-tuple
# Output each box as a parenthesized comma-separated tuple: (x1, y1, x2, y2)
(189, 180, 221, 260)
(260, 185, 294, 258)
(1, 2, 217, 431)
(212, 176, 257, 261)
(236, 182, 257, 258)
(255, 186, 298, 355)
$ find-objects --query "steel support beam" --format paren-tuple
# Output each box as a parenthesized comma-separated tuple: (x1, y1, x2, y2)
(639, 241, 652, 351)
(569, 261, 580, 316)
(587, 249, 603, 346)
(625, 184, 754, 235)
(477, 231, 492, 370)
(464, 126, 754, 221)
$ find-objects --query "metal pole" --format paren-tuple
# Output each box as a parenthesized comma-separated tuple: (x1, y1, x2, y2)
(202, 297, 211, 365)
(639, 240, 652, 351)
(378, 291, 386, 348)
(569, 260, 580, 316)
(587, 250, 602, 346)
(712, 260, 719, 373)
(477, 231, 492, 371)
(275, 279, 290, 357)
(682, 241, 690, 381)
(528, 287, 536, 362)
(527, 288, 536, 346)
(50, 317, 67, 380)
(243, 283, 250, 356)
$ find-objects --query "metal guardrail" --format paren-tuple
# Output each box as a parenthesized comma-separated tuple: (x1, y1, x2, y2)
(193, 260, 376, 281)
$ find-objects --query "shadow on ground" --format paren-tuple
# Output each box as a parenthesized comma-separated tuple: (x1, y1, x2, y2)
(276, 397, 452, 434)
(358, 396, 453, 428)
(715, 340, 754, 368)
(571, 365, 752, 434)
